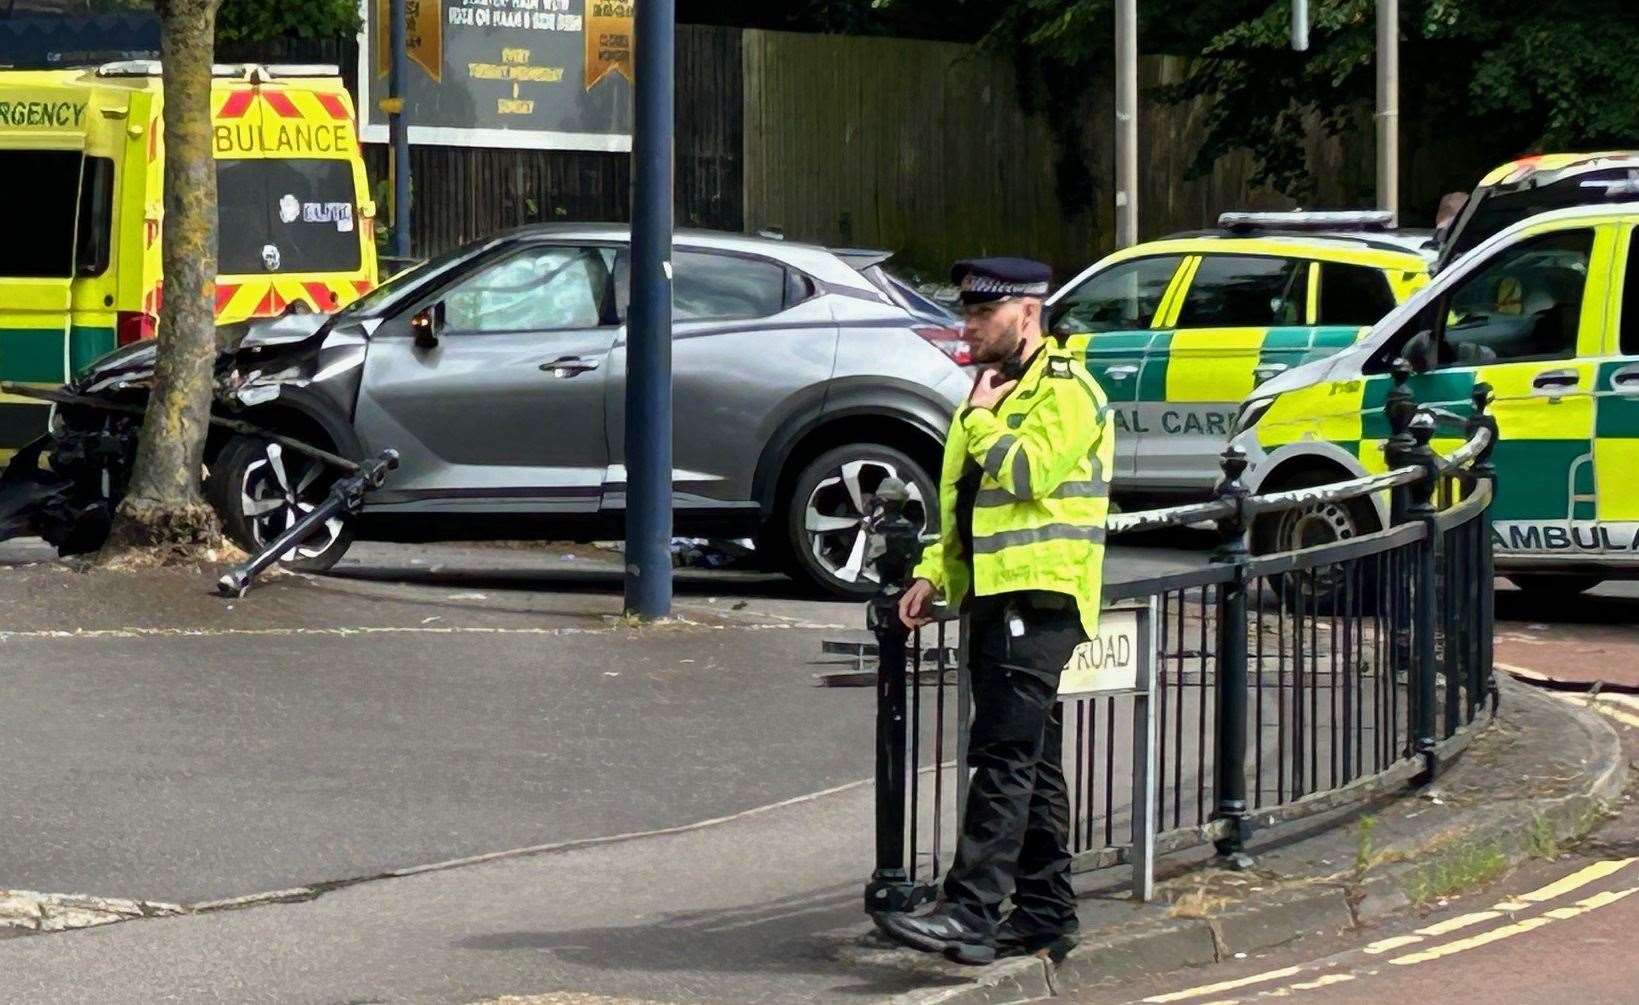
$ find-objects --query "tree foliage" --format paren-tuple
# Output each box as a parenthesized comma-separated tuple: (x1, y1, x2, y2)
(861, 0, 1639, 204)
(215, 0, 360, 44)
(999, 0, 1639, 201)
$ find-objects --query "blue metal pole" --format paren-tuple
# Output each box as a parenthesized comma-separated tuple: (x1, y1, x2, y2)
(389, 0, 412, 259)
(623, 0, 675, 619)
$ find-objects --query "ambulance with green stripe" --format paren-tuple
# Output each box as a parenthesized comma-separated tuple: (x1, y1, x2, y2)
(1044, 215, 1433, 497)
(1234, 199, 1639, 594)
(0, 60, 377, 466)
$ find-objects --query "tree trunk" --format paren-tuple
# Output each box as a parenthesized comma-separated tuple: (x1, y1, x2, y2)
(101, 0, 224, 562)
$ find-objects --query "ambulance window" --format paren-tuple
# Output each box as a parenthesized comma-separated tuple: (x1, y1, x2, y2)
(74, 157, 116, 277)
(1049, 255, 1183, 334)
(1, 150, 82, 278)
(1623, 233, 1639, 356)
(1176, 255, 1308, 328)
(216, 159, 361, 275)
(1440, 229, 1591, 366)
(1317, 264, 1396, 326)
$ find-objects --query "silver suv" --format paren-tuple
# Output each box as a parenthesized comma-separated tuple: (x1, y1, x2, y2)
(35, 226, 970, 596)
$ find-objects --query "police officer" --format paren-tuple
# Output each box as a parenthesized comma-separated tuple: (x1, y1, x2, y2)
(883, 257, 1114, 965)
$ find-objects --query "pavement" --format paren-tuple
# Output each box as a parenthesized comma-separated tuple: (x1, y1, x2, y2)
(0, 536, 1629, 1003)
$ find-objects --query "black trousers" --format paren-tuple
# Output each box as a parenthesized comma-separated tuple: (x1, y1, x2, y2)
(941, 591, 1083, 935)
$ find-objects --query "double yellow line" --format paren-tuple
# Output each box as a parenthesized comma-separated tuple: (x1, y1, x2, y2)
(1137, 856, 1638, 1004)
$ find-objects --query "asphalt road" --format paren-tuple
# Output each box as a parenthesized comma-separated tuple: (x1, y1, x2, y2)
(1070, 695, 1639, 1005)
(0, 538, 1204, 905)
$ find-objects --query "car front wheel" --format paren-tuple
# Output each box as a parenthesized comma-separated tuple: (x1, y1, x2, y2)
(784, 444, 937, 599)
(208, 434, 354, 573)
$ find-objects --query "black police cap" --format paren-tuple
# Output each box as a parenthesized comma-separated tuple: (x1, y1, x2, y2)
(951, 257, 1052, 305)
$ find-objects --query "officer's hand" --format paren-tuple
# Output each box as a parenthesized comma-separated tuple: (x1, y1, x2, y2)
(898, 579, 938, 630)
(968, 369, 1019, 411)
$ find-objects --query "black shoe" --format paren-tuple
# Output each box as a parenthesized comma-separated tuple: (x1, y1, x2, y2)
(876, 906, 997, 966)
(994, 922, 1078, 962)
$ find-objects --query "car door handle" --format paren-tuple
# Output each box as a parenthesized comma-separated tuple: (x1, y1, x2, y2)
(1103, 365, 1139, 380)
(1612, 365, 1639, 393)
(1253, 363, 1288, 381)
(1532, 369, 1580, 391)
(541, 356, 600, 377)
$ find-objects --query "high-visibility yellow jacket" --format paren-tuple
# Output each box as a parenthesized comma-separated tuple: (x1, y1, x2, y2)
(914, 339, 1114, 639)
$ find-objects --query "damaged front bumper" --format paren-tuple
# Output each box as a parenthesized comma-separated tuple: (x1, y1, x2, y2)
(0, 434, 119, 555)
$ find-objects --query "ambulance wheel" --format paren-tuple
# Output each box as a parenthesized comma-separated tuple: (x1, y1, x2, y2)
(209, 435, 353, 574)
(785, 444, 936, 599)
(1507, 574, 1603, 595)
(1251, 465, 1380, 614)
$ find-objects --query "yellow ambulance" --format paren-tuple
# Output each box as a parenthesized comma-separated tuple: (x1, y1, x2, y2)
(0, 60, 377, 461)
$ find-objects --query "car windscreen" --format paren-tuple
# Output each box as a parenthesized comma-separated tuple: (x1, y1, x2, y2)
(217, 159, 362, 275)
(0, 150, 113, 279)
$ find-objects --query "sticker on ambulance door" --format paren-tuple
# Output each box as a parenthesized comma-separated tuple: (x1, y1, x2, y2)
(262, 245, 281, 272)
(278, 194, 301, 225)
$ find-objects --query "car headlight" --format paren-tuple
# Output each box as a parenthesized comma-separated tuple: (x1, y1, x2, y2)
(1233, 396, 1275, 437)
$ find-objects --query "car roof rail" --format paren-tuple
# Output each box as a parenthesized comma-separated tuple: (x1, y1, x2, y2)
(1157, 225, 1435, 259)
(1218, 210, 1396, 233)
(94, 60, 340, 81)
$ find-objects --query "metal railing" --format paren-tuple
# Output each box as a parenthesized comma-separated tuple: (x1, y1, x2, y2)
(863, 368, 1500, 915)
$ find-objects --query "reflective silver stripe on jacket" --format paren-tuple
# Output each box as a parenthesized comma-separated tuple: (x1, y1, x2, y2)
(1010, 451, 1033, 499)
(982, 436, 1017, 480)
(974, 475, 1109, 509)
(971, 524, 1108, 554)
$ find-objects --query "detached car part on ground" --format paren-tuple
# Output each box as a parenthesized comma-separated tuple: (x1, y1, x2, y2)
(0, 225, 970, 598)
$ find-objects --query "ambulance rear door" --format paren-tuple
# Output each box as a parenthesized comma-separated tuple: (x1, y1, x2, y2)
(0, 101, 93, 460)
(211, 77, 368, 321)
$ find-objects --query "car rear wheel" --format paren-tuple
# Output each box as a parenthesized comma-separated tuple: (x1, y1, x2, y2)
(784, 444, 937, 599)
(1508, 574, 1604, 595)
(208, 434, 353, 573)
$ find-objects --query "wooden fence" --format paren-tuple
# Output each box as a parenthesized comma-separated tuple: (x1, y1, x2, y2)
(357, 27, 1385, 278)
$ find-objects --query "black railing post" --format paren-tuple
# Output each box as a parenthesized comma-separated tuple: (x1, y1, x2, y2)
(864, 479, 926, 916)
(1406, 411, 1442, 782)
(1384, 358, 1419, 526)
(1383, 358, 1417, 748)
(1212, 446, 1254, 868)
(1467, 383, 1500, 715)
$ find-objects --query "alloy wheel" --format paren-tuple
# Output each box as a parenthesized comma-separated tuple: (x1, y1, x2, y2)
(803, 458, 929, 585)
(239, 442, 341, 562)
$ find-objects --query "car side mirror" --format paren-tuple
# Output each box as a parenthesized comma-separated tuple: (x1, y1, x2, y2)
(411, 302, 443, 349)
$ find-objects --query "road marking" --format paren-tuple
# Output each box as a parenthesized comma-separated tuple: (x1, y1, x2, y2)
(1389, 886, 1639, 967)
(1387, 916, 1556, 965)
(1287, 974, 1354, 992)
(1518, 857, 1635, 902)
(1139, 860, 1639, 1004)
(1362, 935, 1422, 955)
(1140, 966, 1306, 1003)
(1364, 911, 1501, 956)
(1595, 704, 1639, 730)
(1415, 910, 1501, 936)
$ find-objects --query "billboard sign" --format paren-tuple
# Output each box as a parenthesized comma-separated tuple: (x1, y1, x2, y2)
(359, 0, 634, 152)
